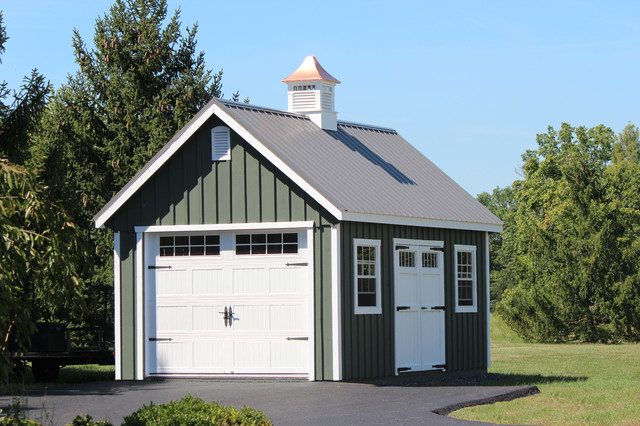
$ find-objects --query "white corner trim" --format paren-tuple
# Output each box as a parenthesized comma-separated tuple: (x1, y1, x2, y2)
(485, 231, 491, 368)
(331, 225, 342, 380)
(134, 221, 315, 234)
(135, 232, 144, 380)
(113, 232, 121, 380)
(306, 226, 316, 381)
(94, 103, 217, 229)
(342, 212, 503, 233)
(212, 103, 344, 221)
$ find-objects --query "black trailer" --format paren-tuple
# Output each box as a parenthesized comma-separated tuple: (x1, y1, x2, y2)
(9, 323, 114, 382)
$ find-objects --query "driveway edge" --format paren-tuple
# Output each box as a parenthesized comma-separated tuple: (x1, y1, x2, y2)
(432, 385, 541, 417)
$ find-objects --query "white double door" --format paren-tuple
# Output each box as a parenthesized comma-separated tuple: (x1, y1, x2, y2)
(145, 232, 310, 377)
(394, 240, 445, 373)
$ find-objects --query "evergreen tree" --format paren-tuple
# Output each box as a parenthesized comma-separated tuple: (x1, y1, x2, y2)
(496, 123, 640, 342)
(33, 0, 243, 330)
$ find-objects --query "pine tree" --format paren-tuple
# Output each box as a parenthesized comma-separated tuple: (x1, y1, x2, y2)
(32, 0, 243, 330)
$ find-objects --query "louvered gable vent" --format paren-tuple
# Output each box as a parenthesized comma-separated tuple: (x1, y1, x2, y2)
(211, 126, 231, 161)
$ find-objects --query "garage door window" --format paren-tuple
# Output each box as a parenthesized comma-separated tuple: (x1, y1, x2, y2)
(159, 235, 220, 256)
(236, 232, 298, 255)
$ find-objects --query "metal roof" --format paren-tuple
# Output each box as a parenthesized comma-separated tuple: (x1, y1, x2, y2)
(218, 100, 502, 229)
(94, 98, 502, 231)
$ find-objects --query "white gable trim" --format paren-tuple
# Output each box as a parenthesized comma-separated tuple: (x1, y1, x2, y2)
(94, 100, 344, 229)
(342, 212, 503, 233)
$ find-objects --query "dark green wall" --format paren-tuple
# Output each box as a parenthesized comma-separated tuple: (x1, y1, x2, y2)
(108, 115, 338, 380)
(340, 222, 488, 380)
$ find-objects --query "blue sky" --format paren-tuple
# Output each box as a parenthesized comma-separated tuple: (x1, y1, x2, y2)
(2, 1, 639, 196)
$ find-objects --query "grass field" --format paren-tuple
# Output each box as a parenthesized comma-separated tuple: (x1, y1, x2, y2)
(451, 315, 640, 425)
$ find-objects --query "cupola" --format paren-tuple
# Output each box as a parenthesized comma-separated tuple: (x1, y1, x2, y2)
(282, 56, 341, 131)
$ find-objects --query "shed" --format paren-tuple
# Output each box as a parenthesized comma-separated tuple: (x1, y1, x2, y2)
(94, 56, 503, 381)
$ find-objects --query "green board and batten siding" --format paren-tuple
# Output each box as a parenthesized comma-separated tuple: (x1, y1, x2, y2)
(340, 222, 489, 380)
(107, 115, 338, 380)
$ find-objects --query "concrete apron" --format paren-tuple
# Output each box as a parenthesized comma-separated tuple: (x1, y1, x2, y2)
(0, 380, 539, 425)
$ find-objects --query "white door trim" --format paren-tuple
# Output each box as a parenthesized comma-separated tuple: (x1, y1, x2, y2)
(393, 238, 445, 375)
(135, 232, 144, 380)
(141, 223, 316, 380)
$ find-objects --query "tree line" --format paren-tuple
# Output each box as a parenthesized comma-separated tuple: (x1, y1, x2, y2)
(0, 0, 244, 383)
(479, 123, 640, 343)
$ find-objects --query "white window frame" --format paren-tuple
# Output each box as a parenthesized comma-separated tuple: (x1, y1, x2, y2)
(353, 238, 382, 315)
(455, 244, 477, 313)
(211, 125, 231, 161)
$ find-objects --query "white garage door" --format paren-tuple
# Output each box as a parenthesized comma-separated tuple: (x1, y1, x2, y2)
(145, 229, 311, 377)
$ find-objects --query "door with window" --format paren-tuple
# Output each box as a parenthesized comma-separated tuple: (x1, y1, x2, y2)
(145, 230, 311, 377)
(394, 240, 445, 373)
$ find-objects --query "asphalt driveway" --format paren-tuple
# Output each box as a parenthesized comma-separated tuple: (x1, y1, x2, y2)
(0, 379, 538, 425)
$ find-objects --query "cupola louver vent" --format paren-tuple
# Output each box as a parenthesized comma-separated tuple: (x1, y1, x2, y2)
(211, 126, 231, 161)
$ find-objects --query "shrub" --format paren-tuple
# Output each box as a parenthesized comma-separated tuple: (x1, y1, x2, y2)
(122, 395, 272, 426)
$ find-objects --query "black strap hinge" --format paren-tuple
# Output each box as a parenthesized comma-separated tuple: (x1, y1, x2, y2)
(433, 364, 446, 369)
(429, 247, 445, 252)
(396, 306, 411, 311)
(395, 245, 410, 250)
(397, 367, 411, 373)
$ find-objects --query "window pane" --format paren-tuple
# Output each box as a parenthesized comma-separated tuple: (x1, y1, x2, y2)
(236, 234, 250, 245)
(206, 246, 220, 256)
(252, 244, 266, 254)
(175, 246, 189, 256)
(358, 293, 376, 307)
(283, 243, 298, 254)
(190, 246, 204, 256)
(174, 236, 189, 246)
(190, 235, 204, 246)
(283, 233, 298, 243)
(252, 234, 266, 244)
(236, 244, 251, 255)
(159, 247, 173, 257)
(159, 236, 173, 246)
(267, 233, 282, 244)
(206, 235, 220, 245)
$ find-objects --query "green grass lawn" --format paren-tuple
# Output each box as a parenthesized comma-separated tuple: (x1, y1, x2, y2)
(451, 315, 640, 425)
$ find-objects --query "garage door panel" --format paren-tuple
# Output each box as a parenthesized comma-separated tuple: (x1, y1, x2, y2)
(233, 341, 269, 369)
(192, 269, 226, 295)
(193, 341, 227, 370)
(271, 340, 306, 370)
(157, 342, 192, 370)
(157, 306, 191, 331)
(270, 304, 305, 331)
(270, 267, 306, 294)
(193, 305, 226, 331)
(231, 305, 267, 331)
(157, 270, 190, 295)
(233, 268, 268, 294)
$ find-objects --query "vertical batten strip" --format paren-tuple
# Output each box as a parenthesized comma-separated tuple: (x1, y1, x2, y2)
(135, 232, 144, 380)
(113, 232, 121, 380)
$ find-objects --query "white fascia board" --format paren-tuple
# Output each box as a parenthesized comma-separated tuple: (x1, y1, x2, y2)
(134, 221, 315, 234)
(94, 103, 218, 229)
(113, 232, 121, 380)
(393, 238, 444, 248)
(342, 212, 503, 233)
(212, 103, 344, 221)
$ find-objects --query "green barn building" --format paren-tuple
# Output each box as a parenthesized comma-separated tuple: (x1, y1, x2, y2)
(94, 56, 503, 381)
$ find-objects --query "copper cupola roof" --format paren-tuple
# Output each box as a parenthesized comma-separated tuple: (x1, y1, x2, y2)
(282, 56, 341, 83)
